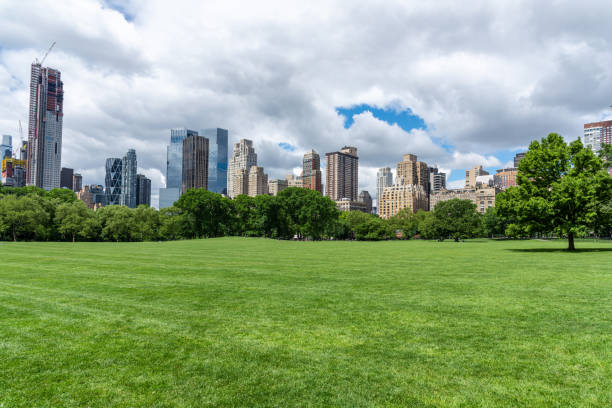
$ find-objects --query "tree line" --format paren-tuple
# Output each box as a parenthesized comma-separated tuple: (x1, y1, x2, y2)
(0, 135, 610, 247)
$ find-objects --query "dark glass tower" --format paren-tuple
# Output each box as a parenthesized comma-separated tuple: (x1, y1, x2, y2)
(201, 128, 228, 194)
(105, 158, 122, 205)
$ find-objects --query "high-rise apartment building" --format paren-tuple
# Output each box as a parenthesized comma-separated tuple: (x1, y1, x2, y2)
(248, 166, 268, 197)
(120, 149, 137, 208)
(60, 167, 73, 190)
(72, 173, 82, 192)
(325, 146, 358, 201)
(201, 128, 228, 195)
(376, 167, 393, 203)
(268, 179, 288, 196)
(431, 185, 498, 214)
(378, 153, 431, 217)
(27, 63, 63, 190)
(182, 135, 209, 194)
(105, 157, 122, 205)
(136, 174, 151, 207)
(228, 139, 257, 198)
(465, 165, 489, 188)
(1, 135, 12, 160)
(396, 154, 429, 190)
(584, 120, 612, 153)
(159, 128, 197, 208)
(378, 184, 428, 219)
(429, 166, 446, 193)
(302, 149, 322, 193)
(513, 152, 526, 168)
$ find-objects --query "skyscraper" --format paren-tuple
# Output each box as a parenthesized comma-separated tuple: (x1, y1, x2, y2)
(228, 139, 257, 198)
(584, 120, 612, 153)
(182, 135, 209, 194)
(72, 173, 82, 192)
(397, 154, 429, 190)
(325, 146, 358, 202)
(302, 149, 323, 193)
(513, 152, 526, 168)
(136, 174, 151, 207)
(429, 166, 446, 193)
(376, 167, 393, 203)
(248, 166, 268, 197)
(60, 167, 73, 190)
(27, 63, 63, 190)
(201, 128, 228, 195)
(1, 135, 12, 160)
(465, 165, 489, 188)
(105, 158, 122, 205)
(121, 149, 137, 208)
(159, 128, 197, 208)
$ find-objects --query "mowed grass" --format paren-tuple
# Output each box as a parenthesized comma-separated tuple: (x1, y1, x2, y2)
(0, 238, 611, 407)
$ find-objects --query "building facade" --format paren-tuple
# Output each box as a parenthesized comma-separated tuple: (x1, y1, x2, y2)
(430, 185, 498, 214)
(27, 63, 64, 190)
(376, 167, 393, 204)
(268, 179, 288, 196)
(1, 135, 11, 160)
(201, 128, 228, 195)
(396, 154, 429, 190)
(514, 152, 526, 168)
(159, 128, 198, 208)
(378, 184, 428, 219)
(105, 158, 122, 205)
(465, 165, 490, 188)
(494, 168, 518, 190)
(429, 167, 446, 193)
(325, 146, 358, 201)
(248, 166, 268, 197)
(302, 149, 323, 193)
(584, 120, 612, 153)
(136, 174, 151, 207)
(286, 174, 303, 188)
(60, 167, 73, 190)
(121, 149, 137, 208)
(2, 158, 27, 187)
(72, 173, 82, 192)
(182, 135, 209, 194)
(228, 139, 257, 198)
(358, 190, 373, 214)
(78, 184, 106, 210)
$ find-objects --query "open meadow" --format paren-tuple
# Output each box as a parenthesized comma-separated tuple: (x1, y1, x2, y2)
(1, 238, 611, 407)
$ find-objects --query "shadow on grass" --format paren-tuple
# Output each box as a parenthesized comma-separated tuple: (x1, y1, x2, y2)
(506, 248, 612, 253)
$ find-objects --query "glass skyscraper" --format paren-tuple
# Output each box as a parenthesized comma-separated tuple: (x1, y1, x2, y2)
(105, 158, 122, 205)
(1, 135, 12, 160)
(201, 128, 228, 195)
(160, 128, 197, 208)
(121, 149, 137, 208)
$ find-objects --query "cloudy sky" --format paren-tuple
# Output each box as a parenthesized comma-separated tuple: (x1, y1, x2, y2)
(1, 0, 611, 207)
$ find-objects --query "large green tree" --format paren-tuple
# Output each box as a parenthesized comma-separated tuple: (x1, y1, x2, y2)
(0, 195, 49, 241)
(277, 188, 339, 240)
(497, 133, 612, 250)
(432, 199, 482, 241)
(175, 189, 233, 238)
(55, 200, 92, 242)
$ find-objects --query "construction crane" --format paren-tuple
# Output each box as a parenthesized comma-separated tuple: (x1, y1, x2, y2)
(35, 41, 55, 65)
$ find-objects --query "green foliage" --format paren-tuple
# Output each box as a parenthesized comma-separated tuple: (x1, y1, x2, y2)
(175, 189, 233, 238)
(47, 188, 78, 203)
(55, 200, 92, 242)
(340, 211, 393, 240)
(0, 194, 50, 241)
(277, 187, 339, 240)
(432, 199, 482, 241)
(497, 133, 612, 249)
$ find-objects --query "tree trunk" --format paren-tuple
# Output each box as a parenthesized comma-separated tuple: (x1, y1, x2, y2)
(72, 234, 75, 243)
(13, 227, 16, 242)
(568, 232, 575, 251)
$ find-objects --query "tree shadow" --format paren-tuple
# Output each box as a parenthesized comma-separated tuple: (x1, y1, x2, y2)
(506, 248, 612, 253)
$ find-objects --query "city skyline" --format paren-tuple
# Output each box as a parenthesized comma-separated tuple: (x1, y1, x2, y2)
(1, 1, 612, 207)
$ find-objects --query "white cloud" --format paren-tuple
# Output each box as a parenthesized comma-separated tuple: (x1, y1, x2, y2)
(1, 0, 611, 206)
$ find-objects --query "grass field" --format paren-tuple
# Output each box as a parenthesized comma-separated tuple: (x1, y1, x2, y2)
(1, 238, 611, 407)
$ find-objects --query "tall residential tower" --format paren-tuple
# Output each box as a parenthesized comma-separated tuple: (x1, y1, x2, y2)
(325, 146, 358, 202)
(26, 63, 64, 190)
(201, 128, 228, 195)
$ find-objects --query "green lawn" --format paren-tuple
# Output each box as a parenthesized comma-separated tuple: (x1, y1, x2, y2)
(1, 238, 611, 407)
